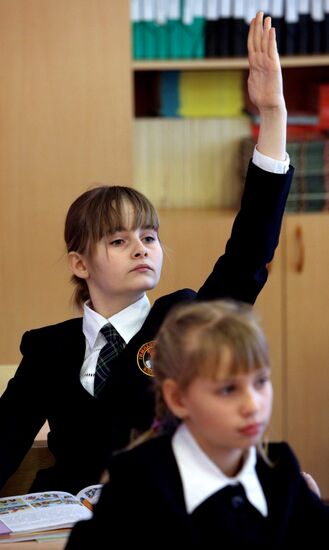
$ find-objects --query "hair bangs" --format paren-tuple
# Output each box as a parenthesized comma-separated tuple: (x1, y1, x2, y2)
(79, 186, 159, 256)
(184, 318, 270, 381)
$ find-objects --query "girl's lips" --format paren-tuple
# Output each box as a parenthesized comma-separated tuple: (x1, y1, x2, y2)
(132, 264, 152, 272)
(239, 423, 263, 437)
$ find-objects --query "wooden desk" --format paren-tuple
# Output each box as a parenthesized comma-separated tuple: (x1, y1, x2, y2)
(0, 540, 67, 549)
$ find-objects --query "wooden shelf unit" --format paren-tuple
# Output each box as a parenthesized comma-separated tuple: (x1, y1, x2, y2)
(132, 54, 329, 71)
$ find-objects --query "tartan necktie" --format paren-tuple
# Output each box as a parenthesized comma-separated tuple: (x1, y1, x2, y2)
(94, 322, 126, 397)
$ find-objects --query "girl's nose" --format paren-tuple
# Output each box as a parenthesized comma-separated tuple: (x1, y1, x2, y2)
(241, 387, 260, 416)
(133, 241, 148, 257)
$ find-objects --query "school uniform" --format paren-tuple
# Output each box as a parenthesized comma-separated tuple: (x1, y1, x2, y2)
(0, 161, 293, 494)
(65, 428, 329, 549)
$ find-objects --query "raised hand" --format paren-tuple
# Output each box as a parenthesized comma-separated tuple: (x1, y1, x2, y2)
(247, 11, 285, 112)
(247, 11, 287, 160)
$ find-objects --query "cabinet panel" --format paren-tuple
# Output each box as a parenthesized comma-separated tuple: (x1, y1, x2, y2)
(148, 209, 284, 441)
(285, 214, 329, 498)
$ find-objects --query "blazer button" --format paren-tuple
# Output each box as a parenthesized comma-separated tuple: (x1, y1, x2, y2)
(231, 495, 244, 509)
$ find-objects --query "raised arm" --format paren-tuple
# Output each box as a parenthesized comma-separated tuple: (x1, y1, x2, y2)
(247, 11, 287, 161)
(197, 11, 293, 305)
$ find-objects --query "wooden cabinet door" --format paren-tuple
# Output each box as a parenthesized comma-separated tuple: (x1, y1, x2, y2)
(148, 209, 284, 441)
(285, 213, 329, 498)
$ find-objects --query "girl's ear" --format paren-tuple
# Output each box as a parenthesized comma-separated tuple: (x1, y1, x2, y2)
(162, 379, 189, 420)
(68, 252, 89, 280)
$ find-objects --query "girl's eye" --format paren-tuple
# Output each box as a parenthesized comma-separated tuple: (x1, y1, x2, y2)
(143, 235, 156, 243)
(255, 374, 270, 388)
(218, 384, 236, 396)
(110, 238, 124, 246)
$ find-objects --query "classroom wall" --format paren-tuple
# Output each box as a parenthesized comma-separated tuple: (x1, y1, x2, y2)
(0, 0, 133, 363)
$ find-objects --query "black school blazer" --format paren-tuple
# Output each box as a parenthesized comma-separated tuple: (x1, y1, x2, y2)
(0, 162, 293, 494)
(66, 435, 329, 549)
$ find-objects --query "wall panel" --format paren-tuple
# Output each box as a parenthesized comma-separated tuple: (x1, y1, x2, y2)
(0, 0, 132, 361)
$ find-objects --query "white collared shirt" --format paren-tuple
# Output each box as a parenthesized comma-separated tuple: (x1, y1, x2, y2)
(80, 294, 151, 395)
(172, 423, 268, 517)
(253, 147, 290, 174)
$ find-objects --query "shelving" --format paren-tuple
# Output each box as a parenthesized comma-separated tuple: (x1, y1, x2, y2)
(132, 54, 329, 71)
(133, 54, 329, 209)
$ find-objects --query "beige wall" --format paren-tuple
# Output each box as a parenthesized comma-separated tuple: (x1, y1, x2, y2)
(0, 1, 133, 363)
(0, 365, 16, 396)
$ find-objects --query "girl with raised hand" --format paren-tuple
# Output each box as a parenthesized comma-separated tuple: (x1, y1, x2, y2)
(0, 12, 293, 496)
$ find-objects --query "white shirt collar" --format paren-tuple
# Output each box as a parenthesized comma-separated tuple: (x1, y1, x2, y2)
(172, 423, 268, 517)
(82, 294, 151, 349)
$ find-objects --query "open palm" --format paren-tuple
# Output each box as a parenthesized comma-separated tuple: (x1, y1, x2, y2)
(247, 13, 285, 112)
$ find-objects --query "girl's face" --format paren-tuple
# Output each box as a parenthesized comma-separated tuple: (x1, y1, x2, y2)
(169, 347, 272, 475)
(82, 201, 163, 316)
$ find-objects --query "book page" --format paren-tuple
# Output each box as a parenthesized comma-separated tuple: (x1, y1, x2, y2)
(76, 484, 103, 510)
(0, 491, 92, 537)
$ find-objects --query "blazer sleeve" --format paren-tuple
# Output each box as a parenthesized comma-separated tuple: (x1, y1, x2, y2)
(197, 161, 294, 304)
(0, 330, 47, 489)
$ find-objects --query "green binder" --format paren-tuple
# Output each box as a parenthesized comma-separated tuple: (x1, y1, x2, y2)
(155, 0, 169, 59)
(131, 0, 144, 59)
(167, 0, 182, 58)
(181, 0, 205, 59)
(143, 0, 157, 59)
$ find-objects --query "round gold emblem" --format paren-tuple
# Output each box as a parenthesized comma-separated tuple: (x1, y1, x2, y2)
(136, 341, 155, 377)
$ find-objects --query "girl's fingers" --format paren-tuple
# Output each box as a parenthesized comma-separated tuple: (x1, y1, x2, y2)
(268, 27, 279, 59)
(261, 15, 271, 53)
(253, 11, 263, 52)
(248, 11, 278, 62)
(247, 17, 255, 54)
(263, 15, 271, 31)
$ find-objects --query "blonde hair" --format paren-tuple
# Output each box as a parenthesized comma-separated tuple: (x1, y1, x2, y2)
(156, 299, 268, 382)
(132, 300, 271, 452)
(64, 185, 159, 309)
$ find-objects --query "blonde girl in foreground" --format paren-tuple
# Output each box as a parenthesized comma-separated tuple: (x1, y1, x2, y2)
(67, 300, 329, 548)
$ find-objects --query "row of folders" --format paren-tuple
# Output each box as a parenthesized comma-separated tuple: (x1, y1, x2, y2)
(131, 0, 329, 60)
(240, 137, 329, 212)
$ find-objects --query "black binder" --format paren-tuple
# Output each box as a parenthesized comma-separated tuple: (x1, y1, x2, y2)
(205, 3, 232, 58)
(310, 0, 324, 53)
(217, 15, 232, 56)
(324, 3, 329, 53)
(284, 0, 299, 55)
(205, 19, 219, 57)
(298, 0, 311, 53)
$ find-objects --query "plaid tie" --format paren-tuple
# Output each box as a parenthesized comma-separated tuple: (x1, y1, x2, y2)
(94, 323, 126, 397)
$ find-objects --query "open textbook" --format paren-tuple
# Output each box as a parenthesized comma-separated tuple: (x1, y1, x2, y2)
(0, 484, 102, 543)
